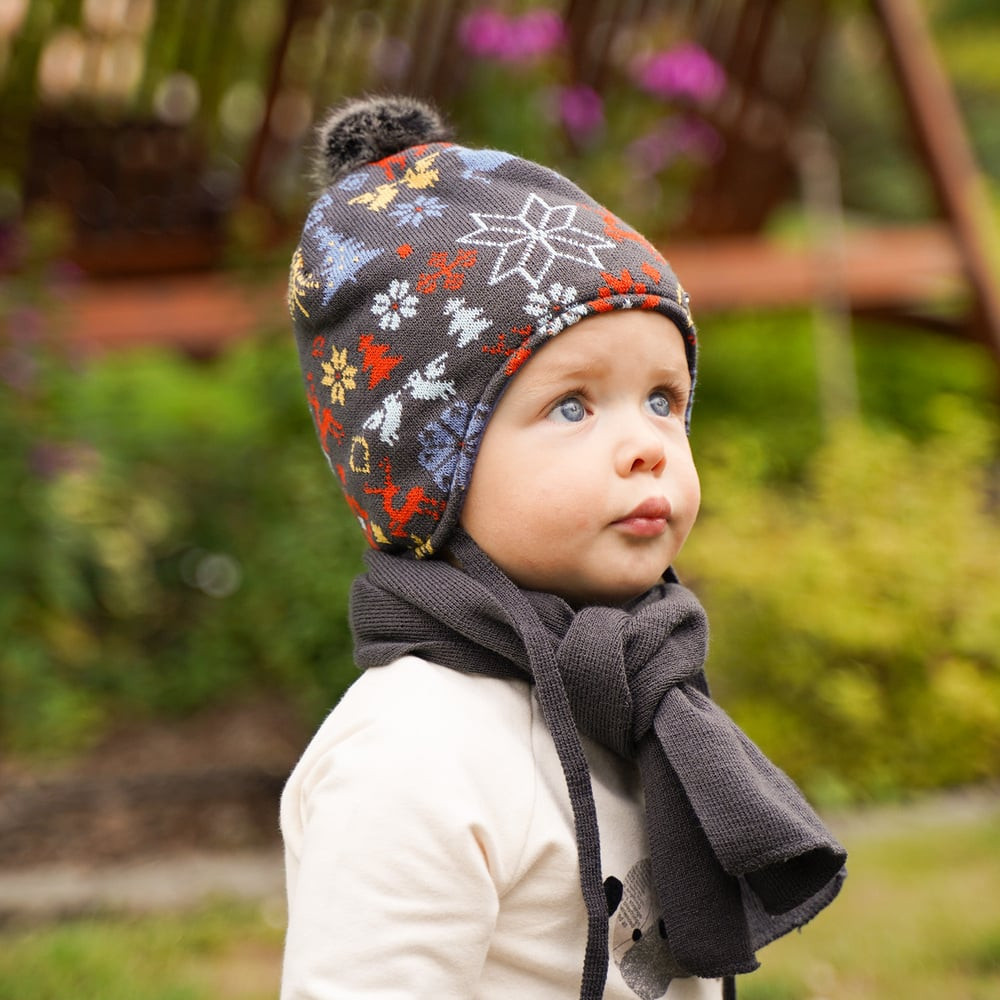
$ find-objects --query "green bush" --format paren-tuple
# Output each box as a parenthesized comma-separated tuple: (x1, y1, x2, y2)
(684, 400, 1000, 805)
(1, 323, 364, 755)
(683, 315, 1000, 805)
(2, 298, 999, 805)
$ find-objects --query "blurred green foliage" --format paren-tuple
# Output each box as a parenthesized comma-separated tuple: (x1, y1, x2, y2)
(2, 2, 1000, 805)
(687, 312, 1000, 804)
(3, 277, 999, 806)
(1, 282, 364, 753)
(689, 402, 1000, 805)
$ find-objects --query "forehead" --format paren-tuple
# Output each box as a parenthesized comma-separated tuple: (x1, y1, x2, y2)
(521, 309, 690, 382)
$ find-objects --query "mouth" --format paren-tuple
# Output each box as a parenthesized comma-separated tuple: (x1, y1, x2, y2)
(613, 497, 672, 536)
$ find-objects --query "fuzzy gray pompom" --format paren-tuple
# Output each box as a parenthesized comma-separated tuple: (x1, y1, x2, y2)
(312, 95, 453, 188)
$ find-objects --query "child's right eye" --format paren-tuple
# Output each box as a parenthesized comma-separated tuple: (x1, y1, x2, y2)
(549, 396, 587, 423)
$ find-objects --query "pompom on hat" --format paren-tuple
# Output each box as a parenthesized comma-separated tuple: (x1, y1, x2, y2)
(289, 95, 697, 558)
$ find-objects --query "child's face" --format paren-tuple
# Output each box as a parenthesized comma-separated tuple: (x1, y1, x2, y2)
(459, 309, 700, 607)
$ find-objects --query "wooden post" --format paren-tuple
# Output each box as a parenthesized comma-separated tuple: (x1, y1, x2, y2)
(873, 0, 1000, 364)
(242, 0, 310, 202)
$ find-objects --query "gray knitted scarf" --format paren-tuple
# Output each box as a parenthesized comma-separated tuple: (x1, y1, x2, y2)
(350, 531, 846, 998)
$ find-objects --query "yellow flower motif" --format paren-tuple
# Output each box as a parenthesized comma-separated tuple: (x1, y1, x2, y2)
(348, 183, 400, 212)
(321, 346, 358, 406)
(288, 248, 321, 318)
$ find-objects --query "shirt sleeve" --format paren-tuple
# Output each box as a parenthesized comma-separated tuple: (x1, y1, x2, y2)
(280, 659, 535, 1000)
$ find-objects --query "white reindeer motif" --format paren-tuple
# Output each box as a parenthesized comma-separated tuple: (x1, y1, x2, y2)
(361, 355, 455, 447)
(362, 390, 404, 445)
(404, 353, 456, 401)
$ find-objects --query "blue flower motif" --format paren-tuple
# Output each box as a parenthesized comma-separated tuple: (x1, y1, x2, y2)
(389, 194, 446, 228)
(337, 171, 368, 192)
(417, 400, 490, 491)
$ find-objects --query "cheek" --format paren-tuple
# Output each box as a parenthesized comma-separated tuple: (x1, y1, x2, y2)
(674, 442, 700, 499)
(523, 465, 592, 526)
(678, 461, 701, 530)
(687, 467, 702, 512)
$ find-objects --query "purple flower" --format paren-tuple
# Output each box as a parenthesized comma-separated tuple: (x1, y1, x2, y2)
(627, 116, 724, 177)
(634, 42, 725, 102)
(558, 84, 604, 142)
(457, 7, 565, 62)
(507, 9, 565, 59)
(458, 9, 505, 57)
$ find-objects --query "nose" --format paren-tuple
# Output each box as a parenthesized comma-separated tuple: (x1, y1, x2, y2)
(615, 416, 666, 477)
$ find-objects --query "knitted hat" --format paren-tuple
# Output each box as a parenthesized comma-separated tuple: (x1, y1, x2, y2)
(288, 95, 697, 559)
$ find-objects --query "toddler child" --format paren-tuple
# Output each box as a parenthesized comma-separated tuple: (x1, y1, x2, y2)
(281, 95, 846, 1000)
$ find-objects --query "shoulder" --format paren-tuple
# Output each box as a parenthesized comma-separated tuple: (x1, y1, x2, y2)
(309, 655, 533, 763)
(281, 656, 541, 891)
(340, 654, 532, 729)
(283, 656, 537, 820)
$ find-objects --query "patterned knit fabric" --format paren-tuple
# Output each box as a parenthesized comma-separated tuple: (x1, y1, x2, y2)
(288, 98, 697, 558)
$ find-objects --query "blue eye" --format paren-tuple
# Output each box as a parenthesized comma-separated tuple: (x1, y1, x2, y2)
(647, 391, 673, 418)
(551, 396, 586, 423)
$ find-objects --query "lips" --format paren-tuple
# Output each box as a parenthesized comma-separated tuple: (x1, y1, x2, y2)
(614, 497, 672, 536)
(621, 497, 672, 521)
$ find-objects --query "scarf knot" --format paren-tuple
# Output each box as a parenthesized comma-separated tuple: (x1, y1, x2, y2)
(540, 588, 709, 759)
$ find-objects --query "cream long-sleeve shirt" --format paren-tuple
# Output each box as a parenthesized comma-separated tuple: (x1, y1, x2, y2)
(280, 655, 723, 1000)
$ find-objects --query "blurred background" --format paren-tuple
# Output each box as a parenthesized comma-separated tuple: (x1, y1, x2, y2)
(1, 1, 999, 998)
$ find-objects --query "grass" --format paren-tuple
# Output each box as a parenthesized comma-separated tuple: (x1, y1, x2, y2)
(0, 800, 996, 999)
(0, 900, 284, 1000)
(742, 800, 1000, 1000)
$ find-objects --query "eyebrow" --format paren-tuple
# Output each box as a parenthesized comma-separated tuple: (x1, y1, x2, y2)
(525, 357, 691, 393)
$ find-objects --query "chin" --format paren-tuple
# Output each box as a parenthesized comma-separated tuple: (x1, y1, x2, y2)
(572, 579, 663, 609)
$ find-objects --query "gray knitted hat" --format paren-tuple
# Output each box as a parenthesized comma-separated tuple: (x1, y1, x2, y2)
(288, 95, 697, 559)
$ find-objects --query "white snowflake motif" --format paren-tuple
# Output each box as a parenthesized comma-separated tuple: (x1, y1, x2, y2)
(371, 279, 419, 331)
(523, 282, 589, 336)
(456, 192, 615, 288)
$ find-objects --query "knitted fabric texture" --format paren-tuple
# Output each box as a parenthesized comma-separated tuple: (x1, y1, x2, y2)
(350, 532, 848, 997)
(288, 96, 696, 558)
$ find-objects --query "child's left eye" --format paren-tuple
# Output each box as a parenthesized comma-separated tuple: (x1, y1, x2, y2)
(647, 391, 673, 418)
